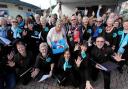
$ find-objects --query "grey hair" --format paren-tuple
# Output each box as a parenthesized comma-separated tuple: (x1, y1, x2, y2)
(40, 16, 46, 22)
(56, 19, 63, 26)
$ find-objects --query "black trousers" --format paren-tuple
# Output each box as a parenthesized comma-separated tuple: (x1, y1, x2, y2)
(57, 70, 78, 87)
(17, 71, 31, 85)
(91, 67, 111, 89)
(74, 68, 90, 89)
(52, 53, 63, 74)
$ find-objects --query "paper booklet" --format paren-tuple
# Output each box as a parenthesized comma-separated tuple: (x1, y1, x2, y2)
(38, 74, 50, 82)
(0, 37, 11, 45)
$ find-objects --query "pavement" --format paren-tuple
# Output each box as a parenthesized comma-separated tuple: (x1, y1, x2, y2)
(16, 65, 128, 89)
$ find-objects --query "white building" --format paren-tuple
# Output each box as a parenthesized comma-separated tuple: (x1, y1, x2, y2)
(0, 0, 40, 18)
(52, 0, 128, 17)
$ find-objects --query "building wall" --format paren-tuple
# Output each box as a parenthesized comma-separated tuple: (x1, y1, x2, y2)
(53, 1, 119, 17)
(0, 2, 35, 18)
(61, 4, 76, 17)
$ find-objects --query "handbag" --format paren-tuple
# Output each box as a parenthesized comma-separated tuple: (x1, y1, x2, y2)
(51, 39, 68, 54)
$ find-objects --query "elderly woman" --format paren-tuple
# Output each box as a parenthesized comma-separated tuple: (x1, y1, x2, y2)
(103, 18, 117, 50)
(11, 19, 22, 39)
(47, 19, 68, 73)
(31, 42, 54, 81)
(40, 16, 49, 42)
(47, 19, 68, 53)
(61, 15, 70, 34)
(82, 17, 93, 41)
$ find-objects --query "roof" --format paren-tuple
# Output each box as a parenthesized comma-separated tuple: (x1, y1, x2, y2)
(59, 0, 128, 6)
(0, 0, 40, 9)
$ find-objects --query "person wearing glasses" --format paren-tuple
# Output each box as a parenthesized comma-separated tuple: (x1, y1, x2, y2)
(90, 37, 124, 89)
(11, 19, 22, 39)
(67, 15, 82, 53)
(92, 17, 104, 42)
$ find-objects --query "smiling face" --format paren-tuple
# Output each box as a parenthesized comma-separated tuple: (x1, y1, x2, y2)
(64, 50, 70, 60)
(114, 21, 119, 28)
(71, 16, 77, 26)
(107, 19, 114, 27)
(96, 37, 105, 49)
(96, 17, 102, 27)
(41, 20, 46, 27)
(11, 19, 18, 27)
(82, 17, 89, 26)
(123, 21, 128, 31)
(55, 20, 63, 32)
(16, 43, 26, 55)
(39, 43, 48, 56)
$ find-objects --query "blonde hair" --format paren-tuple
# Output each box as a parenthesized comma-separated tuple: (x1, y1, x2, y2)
(40, 16, 46, 22)
(56, 19, 63, 26)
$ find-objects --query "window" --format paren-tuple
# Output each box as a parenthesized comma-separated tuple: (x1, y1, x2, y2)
(0, 4, 7, 8)
(28, 9, 31, 12)
(18, 7, 23, 10)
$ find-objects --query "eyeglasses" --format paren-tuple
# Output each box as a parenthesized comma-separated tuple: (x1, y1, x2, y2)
(12, 21, 18, 23)
(96, 41, 104, 43)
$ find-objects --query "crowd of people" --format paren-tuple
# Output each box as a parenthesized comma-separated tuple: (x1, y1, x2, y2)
(0, 6, 128, 89)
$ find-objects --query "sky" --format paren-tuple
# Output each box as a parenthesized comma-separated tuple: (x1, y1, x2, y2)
(20, 0, 57, 9)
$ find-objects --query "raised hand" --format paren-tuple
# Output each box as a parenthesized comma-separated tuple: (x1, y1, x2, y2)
(74, 43, 80, 51)
(85, 81, 94, 89)
(75, 56, 82, 67)
(98, 5, 102, 10)
(92, 11, 95, 17)
(105, 41, 110, 46)
(7, 50, 15, 61)
(112, 53, 125, 62)
(7, 61, 15, 67)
